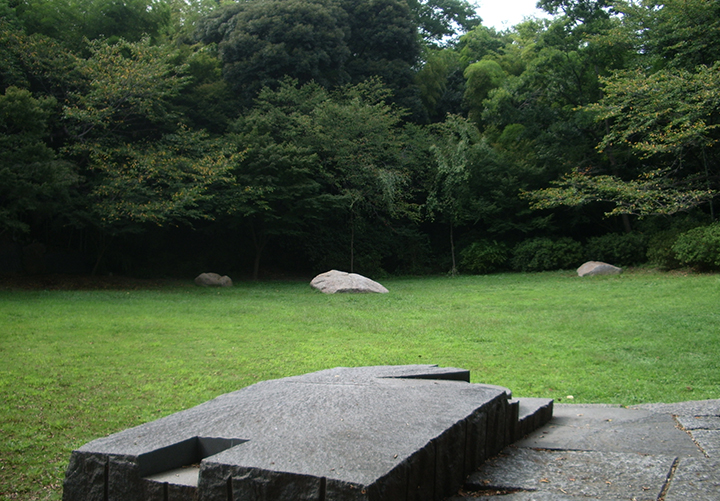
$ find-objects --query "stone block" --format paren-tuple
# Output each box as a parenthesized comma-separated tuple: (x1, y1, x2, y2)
(466, 448, 676, 500)
(665, 457, 720, 501)
(64, 365, 542, 501)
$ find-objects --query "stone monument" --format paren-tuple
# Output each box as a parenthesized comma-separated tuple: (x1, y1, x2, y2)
(63, 365, 552, 500)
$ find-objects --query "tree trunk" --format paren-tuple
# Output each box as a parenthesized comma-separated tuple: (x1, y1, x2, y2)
(350, 210, 355, 273)
(449, 224, 457, 277)
(91, 232, 110, 276)
(703, 146, 715, 220)
(249, 220, 267, 281)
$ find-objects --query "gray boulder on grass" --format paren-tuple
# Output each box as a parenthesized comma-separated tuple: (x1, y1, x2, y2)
(310, 269, 389, 294)
(194, 272, 233, 287)
(577, 261, 622, 277)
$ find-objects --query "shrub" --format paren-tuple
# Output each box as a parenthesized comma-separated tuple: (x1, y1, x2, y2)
(584, 233, 647, 267)
(641, 215, 707, 270)
(459, 240, 509, 274)
(646, 231, 683, 269)
(672, 223, 720, 271)
(511, 237, 583, 272)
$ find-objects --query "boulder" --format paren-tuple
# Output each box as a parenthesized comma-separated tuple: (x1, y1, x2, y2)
(577, 261, 622, 277)
(310, 269, 389, 294)
(194, 272, 233, 287)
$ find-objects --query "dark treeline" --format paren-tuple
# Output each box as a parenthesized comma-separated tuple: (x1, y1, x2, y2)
(1, 0, 719, 279)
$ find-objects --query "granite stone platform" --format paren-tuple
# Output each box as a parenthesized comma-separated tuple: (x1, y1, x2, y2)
(63, 365, 553, 501)
(448, 400, 720, 500)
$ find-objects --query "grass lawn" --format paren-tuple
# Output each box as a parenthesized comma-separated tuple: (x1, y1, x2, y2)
(1, 270, 719, 500)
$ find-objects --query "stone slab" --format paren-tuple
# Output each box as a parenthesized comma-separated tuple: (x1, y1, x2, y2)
(514, 404, 703, 457)
(687, 430, 720, 458)
(465, 447, 675, 500)
(447, 491, 599, 500)
(677, 415, 720, 431)
(145, 466, 200, 487)
(665, 457, 720, 501)
(64, 365, 523, 501)
(515, 398, 553, 440)
(631, 399, 720, 416)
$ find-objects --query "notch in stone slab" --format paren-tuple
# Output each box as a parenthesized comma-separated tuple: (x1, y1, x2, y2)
(139, 437, 248, 479)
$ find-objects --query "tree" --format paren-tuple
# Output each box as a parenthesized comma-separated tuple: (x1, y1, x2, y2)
(341, 0, 424, 120)
(0, 86, 78, 235)
(427, 114, 482, 275)
(196, 0, 424, 118)
(221, 81, 327, 279)
(633, 0, 720, 71)
(407, 0, 480, 46)
(63, 37, 188, 144)
(196, 0, 351, 106)
(221, 78, 419, 275)
(0, 19, 81, 101)
(463, 59, 505, 124)
(62, 38, 234, 272)
(12, 0, 175, 50)
(528, 0, 720, 219)
(310, 79, 417, 271)
(415, 48, 464, 121)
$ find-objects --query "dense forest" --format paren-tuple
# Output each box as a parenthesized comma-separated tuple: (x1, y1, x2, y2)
(1, 0, 719, 279)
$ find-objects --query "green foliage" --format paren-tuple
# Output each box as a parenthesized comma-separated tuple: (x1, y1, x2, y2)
(527, 170, 715, 218)
(584, 233, 647, 267)
(463, 59, 505, 124)
(646, 231, 682, 270)
(197, 0, 422, 113)
(62, 38, 234, 238)
(672, 223, 720, 271)
(0, 86, 78, 234)
(13, 0, 175, 50)
(173, 44, 238, 133)
(457, 25, 507, 67)
(530, 0, 720, 221)
(86, 128, 235, 230)
(459, 240, 509, 274)
(427, 114, 482, 224)
(407, 0, 480, 46)
(593, 63, 720, 160)
(63, 37, 189, 144)
(0, 20, 81, 98)
(415, 48, 462, 120)
(511, 237, 583, 272)
(642, 216, 706, 269)
(3, 0, 720, 277)
(221, 78, 418, 275)
(197, 0, 350, 105)
(634, 0, 720, 71)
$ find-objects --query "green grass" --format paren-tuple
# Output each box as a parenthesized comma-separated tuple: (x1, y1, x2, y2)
(1, 270, 719, 499)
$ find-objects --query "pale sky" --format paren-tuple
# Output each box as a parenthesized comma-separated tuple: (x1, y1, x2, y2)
(476, 0, 552, 31)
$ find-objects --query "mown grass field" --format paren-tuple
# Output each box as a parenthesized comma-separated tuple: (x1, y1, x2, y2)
(1, 270, 719, 500)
